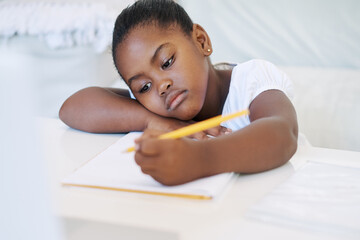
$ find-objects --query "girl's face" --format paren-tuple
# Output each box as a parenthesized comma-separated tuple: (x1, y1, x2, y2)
(115, 23, 210, 120)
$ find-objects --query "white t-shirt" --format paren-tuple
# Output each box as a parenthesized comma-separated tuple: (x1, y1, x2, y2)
(220, 59, 294, 130)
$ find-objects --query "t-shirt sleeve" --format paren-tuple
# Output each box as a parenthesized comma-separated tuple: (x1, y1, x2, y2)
(247, 59, 294, 103)
(220, 59, 294, 131)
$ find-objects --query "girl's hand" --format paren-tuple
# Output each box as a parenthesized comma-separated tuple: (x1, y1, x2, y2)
(146, 116, 231, 140)
(134, 129, 209, 186)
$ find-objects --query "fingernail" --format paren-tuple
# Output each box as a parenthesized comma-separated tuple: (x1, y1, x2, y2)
(135, 143, 140, 151)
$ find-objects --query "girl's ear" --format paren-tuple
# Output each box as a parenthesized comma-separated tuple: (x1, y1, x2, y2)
(192, 24, 212, 56)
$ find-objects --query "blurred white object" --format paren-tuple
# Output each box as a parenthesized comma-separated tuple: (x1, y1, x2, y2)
(280, 66, 360, 152)
(0, 36, 120, 117)
(247, 161, 360, 239)
(0, 1, 134, 118)
(0, 53, 62, 239)
(0, 1, 117, 52)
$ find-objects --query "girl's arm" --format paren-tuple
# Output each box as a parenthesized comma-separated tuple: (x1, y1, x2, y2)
(59, 87, 174, 133)
(134, 90, 298, 185)
(203, 89, 298, 174)
(59, 87, 229, 137)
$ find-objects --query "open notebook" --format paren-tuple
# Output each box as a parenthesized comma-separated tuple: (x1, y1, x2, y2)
(62, 132, 234, 200)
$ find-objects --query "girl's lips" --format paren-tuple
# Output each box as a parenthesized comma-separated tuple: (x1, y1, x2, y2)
(166, 90, 188, 111)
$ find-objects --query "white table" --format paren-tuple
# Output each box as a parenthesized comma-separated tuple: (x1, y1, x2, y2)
(39, 118, 360, 240)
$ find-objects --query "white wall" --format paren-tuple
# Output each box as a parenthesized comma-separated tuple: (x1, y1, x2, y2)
(179, 0, 360, 69)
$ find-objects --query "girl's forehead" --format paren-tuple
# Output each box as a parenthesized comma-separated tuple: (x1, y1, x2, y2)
(119, 26, 170, 55)
(117, 24, 192, 59)
(115, 23, 195, 79)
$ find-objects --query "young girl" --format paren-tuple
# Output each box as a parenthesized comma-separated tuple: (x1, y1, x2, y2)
(59, 0, 298, 186)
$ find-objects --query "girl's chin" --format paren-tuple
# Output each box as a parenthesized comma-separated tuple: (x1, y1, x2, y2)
(175, 108, 201, 121)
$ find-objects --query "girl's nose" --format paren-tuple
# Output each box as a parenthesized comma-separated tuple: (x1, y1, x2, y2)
(158, 79, 172, 96)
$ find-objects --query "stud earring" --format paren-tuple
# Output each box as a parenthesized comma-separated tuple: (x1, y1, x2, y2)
(207, 49, 211, 52)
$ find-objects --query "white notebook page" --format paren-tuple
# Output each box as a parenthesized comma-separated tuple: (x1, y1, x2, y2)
(62, 132, 234, 200)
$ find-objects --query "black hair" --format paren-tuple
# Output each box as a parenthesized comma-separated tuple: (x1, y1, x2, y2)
(112, 0, 194, 76)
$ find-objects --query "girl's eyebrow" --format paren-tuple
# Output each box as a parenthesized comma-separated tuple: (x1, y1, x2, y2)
(151, 42, 170, 64)
(128, 73, 144, 86)
(128, 42, 171, 86)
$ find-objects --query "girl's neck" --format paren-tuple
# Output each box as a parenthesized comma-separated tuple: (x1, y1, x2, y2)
(194, 60, 233, 121)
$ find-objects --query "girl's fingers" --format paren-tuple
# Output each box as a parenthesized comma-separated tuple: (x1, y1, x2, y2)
(139, 165, 155, 175)
(134, 128, 166, 153)
(135, 126, 232, 155)
(204, 126, 232, 137)
(134, 151, 157, 169)
(136, 138, 160, 155)
(190, 131, 209, 140)
(135, 129, 164, 143)
(204, 127, 221, 136)
(221, 126, 232, 135)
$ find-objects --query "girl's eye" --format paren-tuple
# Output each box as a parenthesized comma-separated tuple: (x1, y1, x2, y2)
(140, 82, 151, 93)
(162, 55, 174, 69)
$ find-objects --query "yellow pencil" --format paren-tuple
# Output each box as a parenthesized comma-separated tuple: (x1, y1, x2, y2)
(125, 109, 249, 152)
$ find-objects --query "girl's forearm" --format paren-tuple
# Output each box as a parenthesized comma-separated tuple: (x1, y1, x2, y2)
(59, 87, 160, 133)
(202, 117, 298, 175)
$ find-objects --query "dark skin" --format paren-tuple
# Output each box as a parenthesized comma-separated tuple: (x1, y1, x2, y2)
(60, 23, 298, 186)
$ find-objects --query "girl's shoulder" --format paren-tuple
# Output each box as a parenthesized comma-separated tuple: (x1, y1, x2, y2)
(235, 59, 278, 72)
(226, 59, 293, 100)
(214, 59, 278, 74)
(231, 59, 288, 81)
(214, 59, 290, 89)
